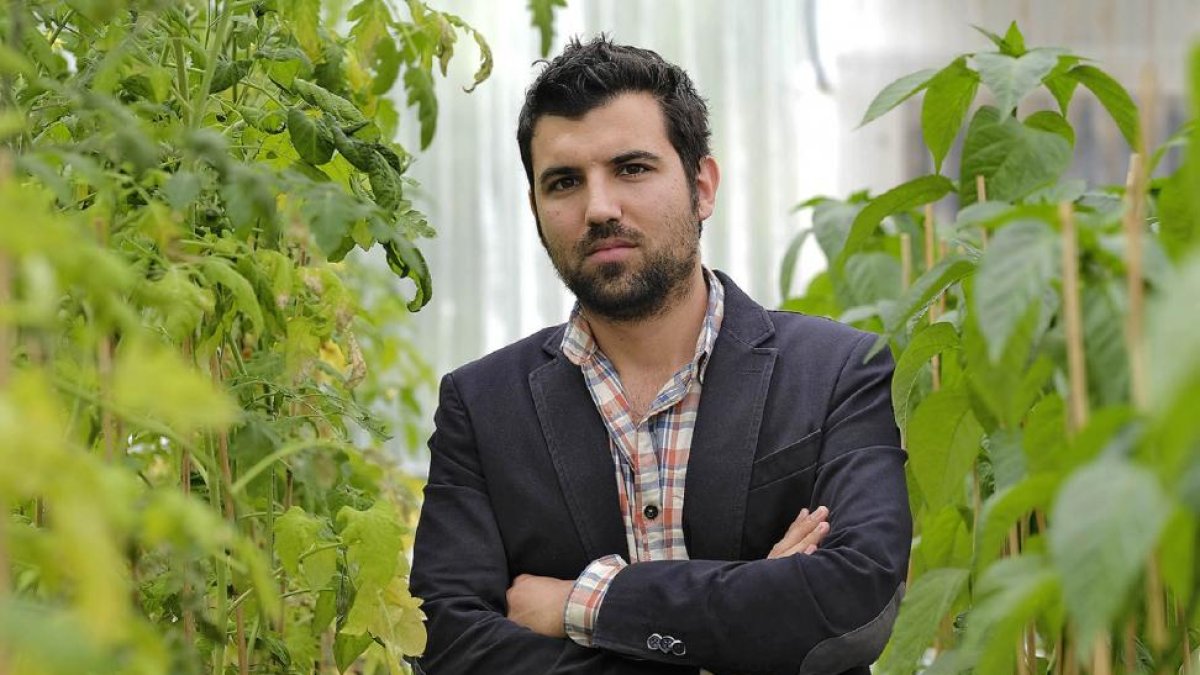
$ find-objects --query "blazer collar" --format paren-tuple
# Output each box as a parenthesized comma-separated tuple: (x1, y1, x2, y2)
(532, 270, 777, 561)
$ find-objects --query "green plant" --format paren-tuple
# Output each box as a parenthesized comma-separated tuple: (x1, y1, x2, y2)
(781, 22, 1200, 674)
(0, 0, 497, 673)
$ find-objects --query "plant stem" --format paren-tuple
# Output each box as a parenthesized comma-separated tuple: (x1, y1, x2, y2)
(191, 0, 236, 131)
(923, 204, 940, 391)
(0, 205, 12, 675)
(211, 351, 248, 675)
(1058, 202, 1089, 433)
(976, 175, 989, 246)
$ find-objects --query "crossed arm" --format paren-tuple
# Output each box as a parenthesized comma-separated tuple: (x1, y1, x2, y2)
(506, 507, 833, 639)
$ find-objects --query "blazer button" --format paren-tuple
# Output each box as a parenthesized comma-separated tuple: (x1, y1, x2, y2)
(643, 504, 659, 520)
(646, 633, 662, 651)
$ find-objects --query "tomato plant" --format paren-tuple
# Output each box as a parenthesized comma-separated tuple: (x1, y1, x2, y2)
(0, 0, 557, 673)
(781, 22, 1200, 674)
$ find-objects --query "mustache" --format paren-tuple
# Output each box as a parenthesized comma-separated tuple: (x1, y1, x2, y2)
(577, 220, 641, 253)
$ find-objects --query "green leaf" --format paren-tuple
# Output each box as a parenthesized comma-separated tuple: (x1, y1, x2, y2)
(1023, 394, 1066, 475)
(282, 0, 322, 61)
(293, 79, 369, 126)
(973, 49, 1060, 116)
(778, 229, 811, 301)
(334, 632, 374, 674)
(875, 568, 969, 675)
(528, 0, 567, 57)
(921, 57, 980, 173)
(348, 0, 393, 63)
(811, 199, 862, 263)
(1148, 252, 1200, 410)
(984, 428, 1025, 491)
(112, 341, 239, 435)
(1043, 55, 1083, 115)
(858, 68, 939, 128)
(274, 506, 323, 578)
(1158, 166, 1199, 261)
(1082, 282, 1130, 407)
(303, 547, 338, 593)
(916, 506, 972, 571)
(1050, 458, 1171, 652)
(383, 236, 433, 312)
(288, 108, 335, 165)
(209, 59, 252, 94)
(963, 293, 1050, 428)
(366, 151, 403, 211)
(200, 257, 266, 334)
(837, 174, 954, 269)
(976, 474, 1060, 572)
(1023, 109, 1074, 147)
(403, 67, 438, 150)
(1002, 22, 1027, 55)
(959, 106, 1072, 205)
(1160, 508, 1196, 606)
(973, 219, 1058, 362)
(872, 255, 977, 358)
(892, 323, 960, 432)
(1069, 64, 1139, 147)
(844, 252, 902, 306)
(337, 500, 404, 589)
(302, 183, 375, 257)
(961, 555, 1062, 673)
(908, 387, 985, 510)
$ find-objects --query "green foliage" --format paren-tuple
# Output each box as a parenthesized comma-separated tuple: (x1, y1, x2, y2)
(784, 22, 1200, 674)
(529, 0, 567, 57)
(0, 0, 512, 672)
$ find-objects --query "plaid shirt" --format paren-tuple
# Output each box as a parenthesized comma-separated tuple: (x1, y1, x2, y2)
(561, 268, 725, 648)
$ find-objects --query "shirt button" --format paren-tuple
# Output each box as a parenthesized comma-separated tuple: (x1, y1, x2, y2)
(643, 504, 659, 520)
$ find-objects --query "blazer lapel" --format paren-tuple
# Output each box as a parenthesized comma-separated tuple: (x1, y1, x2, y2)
(684, 272, 777, 560)
(529, 331, 628, 562)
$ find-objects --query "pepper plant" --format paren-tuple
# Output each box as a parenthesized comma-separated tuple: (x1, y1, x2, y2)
(780, 23, 1200, 674)
(0, 0, 517, 673)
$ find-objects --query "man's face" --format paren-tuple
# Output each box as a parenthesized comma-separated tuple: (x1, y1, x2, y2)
(528, 92, 718, 322)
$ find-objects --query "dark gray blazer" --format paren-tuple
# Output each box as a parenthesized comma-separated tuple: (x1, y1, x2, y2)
(410, 271, 911, 675)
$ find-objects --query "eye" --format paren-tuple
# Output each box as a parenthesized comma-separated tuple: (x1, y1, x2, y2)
(618, 164, 650, 177)
(547, 176, 580, 192)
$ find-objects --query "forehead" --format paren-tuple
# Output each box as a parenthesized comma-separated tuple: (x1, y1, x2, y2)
(529, 92, 673, 169)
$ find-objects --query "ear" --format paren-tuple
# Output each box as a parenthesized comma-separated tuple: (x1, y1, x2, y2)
(693, 155, 720, 221)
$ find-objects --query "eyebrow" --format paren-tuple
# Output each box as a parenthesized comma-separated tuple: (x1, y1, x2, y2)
(536, 150, 663, 189)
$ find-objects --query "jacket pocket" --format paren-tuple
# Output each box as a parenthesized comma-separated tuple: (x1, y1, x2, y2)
(748, 428, 822, 491)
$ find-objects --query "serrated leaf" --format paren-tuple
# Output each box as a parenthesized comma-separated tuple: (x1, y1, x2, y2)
(921, 57, 980, 172)
(293, 79, 368, 126)
(288, 109, 335, 165)
(1069, 64, 1139, 147)
(112, 341, 239, 434)
(1082, 282, 1130, 407)
(893, 322, 960, 432)
(283, 0, 322, 61)
(876, 568, 968, 675)
(403, 67, 438, 150)
(1050, 459, 1171, 653)
(302, 182, 375, 257)
(837, 174, 954, 269)
(973, 49, 1060, 116)
(973, 219, 1058, 362)
(908, 387, 984, 510)
(528, 0, 567, 57)
(348, 0, 392, 63)
(859, 68, 939, 128)
(960, 106, 1072, 205)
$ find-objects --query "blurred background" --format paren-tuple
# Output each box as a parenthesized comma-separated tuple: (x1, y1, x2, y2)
(378, 0, 1199, 458)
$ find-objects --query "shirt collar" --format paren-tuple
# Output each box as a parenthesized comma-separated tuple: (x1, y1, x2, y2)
(562, 267, 725, 383)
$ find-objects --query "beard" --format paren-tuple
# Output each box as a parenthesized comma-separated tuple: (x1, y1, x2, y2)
(543, 216, 699, 323)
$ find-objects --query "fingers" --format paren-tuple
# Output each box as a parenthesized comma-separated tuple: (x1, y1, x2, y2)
(767, 506, 829, 559)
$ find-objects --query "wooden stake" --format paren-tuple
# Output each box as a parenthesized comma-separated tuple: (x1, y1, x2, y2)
(1091, 635, 1112, 675)
(976, 175, 990, 247)
(1145, 555, 1167, 651)
(1059, 202, 1089, 432)
(924, 204, 941, 390)
(1123, 618, 1136, 672)
(1123, 153, 1148, 411)
(1181, 603, 1194, 674)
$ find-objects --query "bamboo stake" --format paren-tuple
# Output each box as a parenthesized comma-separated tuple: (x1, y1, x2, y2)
(976, 175, 990, 247)
(1123, 153, 1148, 411)
(1091, 635, 1113, 675)
(1181, 604, 1194, 674)
(1123, 619, 1136, 672)
(211, 353, 248, 675)
(0, 244, 12, 675)
(923, 204, 941, 391)
(1059, 202, 1089, 432)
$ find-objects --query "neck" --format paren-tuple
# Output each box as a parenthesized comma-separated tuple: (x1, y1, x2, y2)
(583, 265, 709, 377)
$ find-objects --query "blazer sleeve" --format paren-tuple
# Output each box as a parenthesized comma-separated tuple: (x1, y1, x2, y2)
(409, 372, 699, 675)
(586, 333, 912, 675)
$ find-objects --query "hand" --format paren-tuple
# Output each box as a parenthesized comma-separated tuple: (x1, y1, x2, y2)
(506, 574, 574, 638)
(767, 506, 830, 559)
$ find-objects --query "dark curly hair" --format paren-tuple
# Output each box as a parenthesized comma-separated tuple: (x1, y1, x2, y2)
(517, 35, 711, 202)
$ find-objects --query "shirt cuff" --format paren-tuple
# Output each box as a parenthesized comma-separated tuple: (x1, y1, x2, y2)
(563, 554, 627, 647)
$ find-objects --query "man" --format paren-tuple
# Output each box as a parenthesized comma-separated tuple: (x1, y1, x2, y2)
(410, 36, 911, 675)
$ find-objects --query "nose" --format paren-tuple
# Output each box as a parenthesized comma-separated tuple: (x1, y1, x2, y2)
(583, 178, 621, 226)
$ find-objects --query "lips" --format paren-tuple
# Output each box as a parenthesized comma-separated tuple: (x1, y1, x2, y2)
(585, 239, 636, 264)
